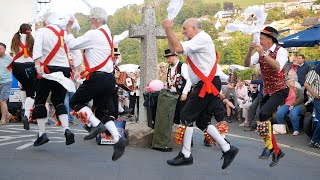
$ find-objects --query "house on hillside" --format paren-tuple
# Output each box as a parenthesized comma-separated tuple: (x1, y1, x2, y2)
(312, 4, 320, 13)
(198, 15, 211, 22)
(283, 1, 300, 14)
(265, 2, 284, 10)
(214, 10, 234, 19)
(298, 0, 316, 9)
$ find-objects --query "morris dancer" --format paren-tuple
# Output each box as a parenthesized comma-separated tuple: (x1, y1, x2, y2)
(8, 23, 35, 130)
(66, 7, 127, 161)
(162, 18, 239, 169)
(244, 26, 289, 167)
(31, 11, 81, 146)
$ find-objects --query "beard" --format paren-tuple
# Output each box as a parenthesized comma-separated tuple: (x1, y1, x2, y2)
(183, 35, 189, 41)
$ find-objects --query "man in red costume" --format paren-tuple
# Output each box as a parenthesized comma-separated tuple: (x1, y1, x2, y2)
(244, 26, 289, 167)
(162, 18, 239, 169)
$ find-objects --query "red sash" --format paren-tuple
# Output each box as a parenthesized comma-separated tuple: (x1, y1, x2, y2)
(41, 26, 68, 74)
(7, 42, 32, 70)
(80, 28, 114, 80)
(186, 50, 219, 98)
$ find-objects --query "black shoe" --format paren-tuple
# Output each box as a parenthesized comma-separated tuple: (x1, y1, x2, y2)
(221, 145, 239, 169)
(151, 147, 173, 152)
(84, 123, 106, 140)
(167, 152, 193, 166)
(309, 141, 320, 149)
(21, 116, 30, 130)
(119, 108, 133, 115)
(259, 147, 274, 159)
(83, 124, 91, 133)
(65, 129, 75, 145)
(34, 133, 49, 146)
(112, 137, 127, 161)
(269, 150, 285, 167)
(204, 139, 212, 147)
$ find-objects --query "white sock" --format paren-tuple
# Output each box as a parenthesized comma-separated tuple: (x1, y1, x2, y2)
(37, 118, 47, 137)
(58, 114, 70, 131)
(24, 97, 34, 119)
(207, 125, 230, 152)
(20, 91, 26, 109)
(181, 127, 193, 158)
(79, 106, 100, 127)
(104, 121, 120, 143)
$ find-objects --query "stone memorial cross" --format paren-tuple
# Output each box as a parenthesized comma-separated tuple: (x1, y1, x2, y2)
(129, 6, 166, 126)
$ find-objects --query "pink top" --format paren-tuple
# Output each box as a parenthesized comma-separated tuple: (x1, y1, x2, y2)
(285, 88, 296, 105)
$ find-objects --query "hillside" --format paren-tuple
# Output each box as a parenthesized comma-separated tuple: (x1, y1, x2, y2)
(203, 0, 286, 8)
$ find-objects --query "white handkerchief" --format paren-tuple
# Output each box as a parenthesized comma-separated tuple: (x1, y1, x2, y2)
(42, 72, 76, 92)
(167, 0, 184, 20)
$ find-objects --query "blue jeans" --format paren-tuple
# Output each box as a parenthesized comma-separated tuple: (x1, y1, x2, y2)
(276, 105, 302, 131)
(311, 99, 320, 143)
(65, 92, 75, 123)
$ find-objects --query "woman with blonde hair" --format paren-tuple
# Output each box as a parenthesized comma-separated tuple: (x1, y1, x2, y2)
(9, 23, 35, 130)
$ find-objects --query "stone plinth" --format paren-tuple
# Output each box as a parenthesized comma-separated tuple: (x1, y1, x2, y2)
(125, 122, 153, 147)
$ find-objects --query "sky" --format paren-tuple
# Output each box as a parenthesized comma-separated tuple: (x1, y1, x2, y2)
(39, 0, 144, 15)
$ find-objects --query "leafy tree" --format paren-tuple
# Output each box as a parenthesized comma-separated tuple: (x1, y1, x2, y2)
(266, 7, 285, 21)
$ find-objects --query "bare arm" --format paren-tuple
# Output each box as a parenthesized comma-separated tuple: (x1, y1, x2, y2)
(162, 19, 183, 54)
(305, 82, 320, 99)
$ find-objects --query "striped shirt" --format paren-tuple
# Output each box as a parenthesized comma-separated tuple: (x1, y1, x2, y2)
(305, 70, 320, 100)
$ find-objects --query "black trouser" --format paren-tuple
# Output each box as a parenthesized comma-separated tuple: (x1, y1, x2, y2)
(180, 76, 225, 131)
(248, 93, 263, 128)
(112, 86, 119, 119)
(173, 95, 188, 124)
(259, 88, 289, 122)
(129, 93, 139, 115)
(12, 62, 36, 98)
(70, 72, 115, 123)
(33, 66, 70, 119)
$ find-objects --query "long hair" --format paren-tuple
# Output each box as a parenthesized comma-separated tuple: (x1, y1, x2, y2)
(11, 23, 34, 56)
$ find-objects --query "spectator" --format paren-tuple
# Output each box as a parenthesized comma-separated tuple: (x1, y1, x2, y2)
(275, 78, 306, 136)
(220, 81, 237, 123)
(158, 62, 167, 84)
(304, 63, 320, 148)
(288, 70, 302, 89)
(296, 54, 310, 87)
(0, 43, 13, 125)
(129, 70, 140, 118)
(235, 78, 249, 122)
(244, 75, 263, 131)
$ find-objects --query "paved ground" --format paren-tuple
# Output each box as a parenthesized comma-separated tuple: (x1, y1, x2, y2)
(0, 120, 319, 180)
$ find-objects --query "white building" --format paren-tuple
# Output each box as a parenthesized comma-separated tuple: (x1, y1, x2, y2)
(265, 2, 284, 10)
(214, 10, 234, 19)
(0, 0, 38, 53)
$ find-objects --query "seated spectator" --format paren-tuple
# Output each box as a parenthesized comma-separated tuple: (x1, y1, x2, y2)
(288, 69, 301, 89)
(220, 82, 237, 123)
(235, 78, 249, 121)
(275, 78, 306, 136)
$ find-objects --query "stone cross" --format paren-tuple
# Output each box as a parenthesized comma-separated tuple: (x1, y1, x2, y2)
(129, 6, 166, 127)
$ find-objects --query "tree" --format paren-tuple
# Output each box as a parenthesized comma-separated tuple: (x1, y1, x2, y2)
(223, 2, 234, 10)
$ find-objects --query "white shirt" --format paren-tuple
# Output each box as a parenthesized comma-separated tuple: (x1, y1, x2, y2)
(65, 25, 113, 73)
(167, 61, 192, 95)
(181, 30, 224, 84)
(250, 43, 288, 72)
(33, 25, 82, 67)
(14, 34, 33, 63)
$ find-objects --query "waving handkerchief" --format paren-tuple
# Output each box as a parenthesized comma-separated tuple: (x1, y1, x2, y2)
(114, 30, 129, 45)
(226, 6, 267, 44)
(42, 72, 76, 92)
(167, 0, 184, 20)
